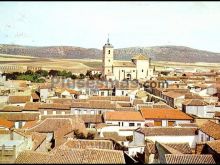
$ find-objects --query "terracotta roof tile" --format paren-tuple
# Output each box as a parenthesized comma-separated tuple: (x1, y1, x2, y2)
(140, 108, 193, 120)
(60, 139, 114, 150)
(0, 112, 39, 121)
(199, 120, 220, 139)
(8, 96, 31, 104)
(102, 132, 127, 141)
(40, 114, 103, 123)
(182, 99, 208, 106)
(113, 61, 136, 67)
(136, 127, 197, 136)
(0, 105, 23, 112)
(105, 111, 144, 121)
(31, 92, 40, 100)
(24, 102, 40, 111)
(162, 91, 185, 98)
(31, 132, 47, 151)
(206, 140, 220, 154)
(15, 148, 126, 164)
(165, 154, 215, 164)
(132, 54, 149, 60)
(39, 103, 70, 110)
(0, 119, 14, 129)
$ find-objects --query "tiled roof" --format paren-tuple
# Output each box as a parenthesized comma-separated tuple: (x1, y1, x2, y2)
(0, 105, 23, 112)
(0, 119, 14, 129)
(39, 103, 71, 110)
(146, 142, 192, 154)
(41, 114, 103, 123)
(140, 108, 193, 120)
(136, 127, 197, 136)
(22, 120, 39, 129)
(28, 117, 86, 139)
(15, 148, 126, 164)
(0, 112, 39, 121)
(15, 151, 50, 164)
(162, 91, 185, 98)
(60, 139, 114, 150)
(199, 120, 220, 140)
(105, 111, 144, 121)
(23, 102, 40, 111)
(8, 95, 31, 103)
(50, 98, 73, 104)
(165, 154, 215, 164)
(178, 123, 198, 127)
(82, 148, 125, 164)
(71, 100, 116, 109)
(206, 140, 220, 154)
(182, 99, 208, 106)
(31, 92, 40, 100)
(185, 93, 203, 99)
(89, 96, 130, 102)
(31, 132, 47, 151)
(102, 132, 127, 141)
(113, 61, 136, 67)
(131, 54, 149, 60)
(163, 143, 192, 154)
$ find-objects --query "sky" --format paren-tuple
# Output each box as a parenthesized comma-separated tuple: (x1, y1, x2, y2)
(0, 1, 220, 52)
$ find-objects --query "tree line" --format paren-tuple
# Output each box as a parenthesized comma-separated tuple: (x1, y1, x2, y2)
(2, 69, 102, 83)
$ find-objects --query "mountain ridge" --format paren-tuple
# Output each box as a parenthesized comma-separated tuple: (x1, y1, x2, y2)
(0, 44, 220, 63)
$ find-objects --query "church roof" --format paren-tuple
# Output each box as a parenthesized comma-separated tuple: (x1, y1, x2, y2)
(113, 61, 136, 67)
(131, 54, 149, 60)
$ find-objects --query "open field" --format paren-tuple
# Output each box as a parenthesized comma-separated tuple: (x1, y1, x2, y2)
(0, 54, 220, 73)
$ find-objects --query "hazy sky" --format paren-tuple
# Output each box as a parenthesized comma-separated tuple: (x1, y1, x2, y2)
(1, 1, 220, 52)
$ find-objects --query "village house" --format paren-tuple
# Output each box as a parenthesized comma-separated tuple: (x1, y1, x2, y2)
(0, 105, 40, 129)
(133, 127, 198, 148)
(39, 103, 71, 115)
(140, 108, 193, 127)
(195, 140, 220, 163)
(198, 120, 220, 142)
(182, 99, 220, 118)
(101, 111, 145, 137)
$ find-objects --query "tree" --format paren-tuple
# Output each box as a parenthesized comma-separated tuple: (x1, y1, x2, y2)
(74, 129, 86, 139)
(79, 73, 85, 79)
(35, 70, 49, 77)
(25, 70, 34, 75)
(49, 70, 59, 77)
(71, 74, 77, 79)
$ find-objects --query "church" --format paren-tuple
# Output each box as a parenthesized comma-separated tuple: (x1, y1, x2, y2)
(102, 38, 153, 81)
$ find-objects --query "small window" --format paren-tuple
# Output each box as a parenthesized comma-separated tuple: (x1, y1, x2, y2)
(137, 123, 141, 126)
(108, 50, 111, 54)
(101, 91, 105, 96)
(129, 123, 135, 126)
(122, 70, 124, 72)
(142, 69, 144, 72)
(118, 122, 121, 126)
(133, 70, 135, 72)
(122, 91, 124, 95)
(109, 59, 110, 62)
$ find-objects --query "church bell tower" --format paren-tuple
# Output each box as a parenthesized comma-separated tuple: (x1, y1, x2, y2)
(102, 36, 114, 78)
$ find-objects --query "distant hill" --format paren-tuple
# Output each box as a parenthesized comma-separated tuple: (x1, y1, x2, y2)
(0, 44, 220, 63)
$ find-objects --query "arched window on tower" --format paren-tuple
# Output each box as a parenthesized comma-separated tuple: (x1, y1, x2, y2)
(108, 50, 111, 54)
